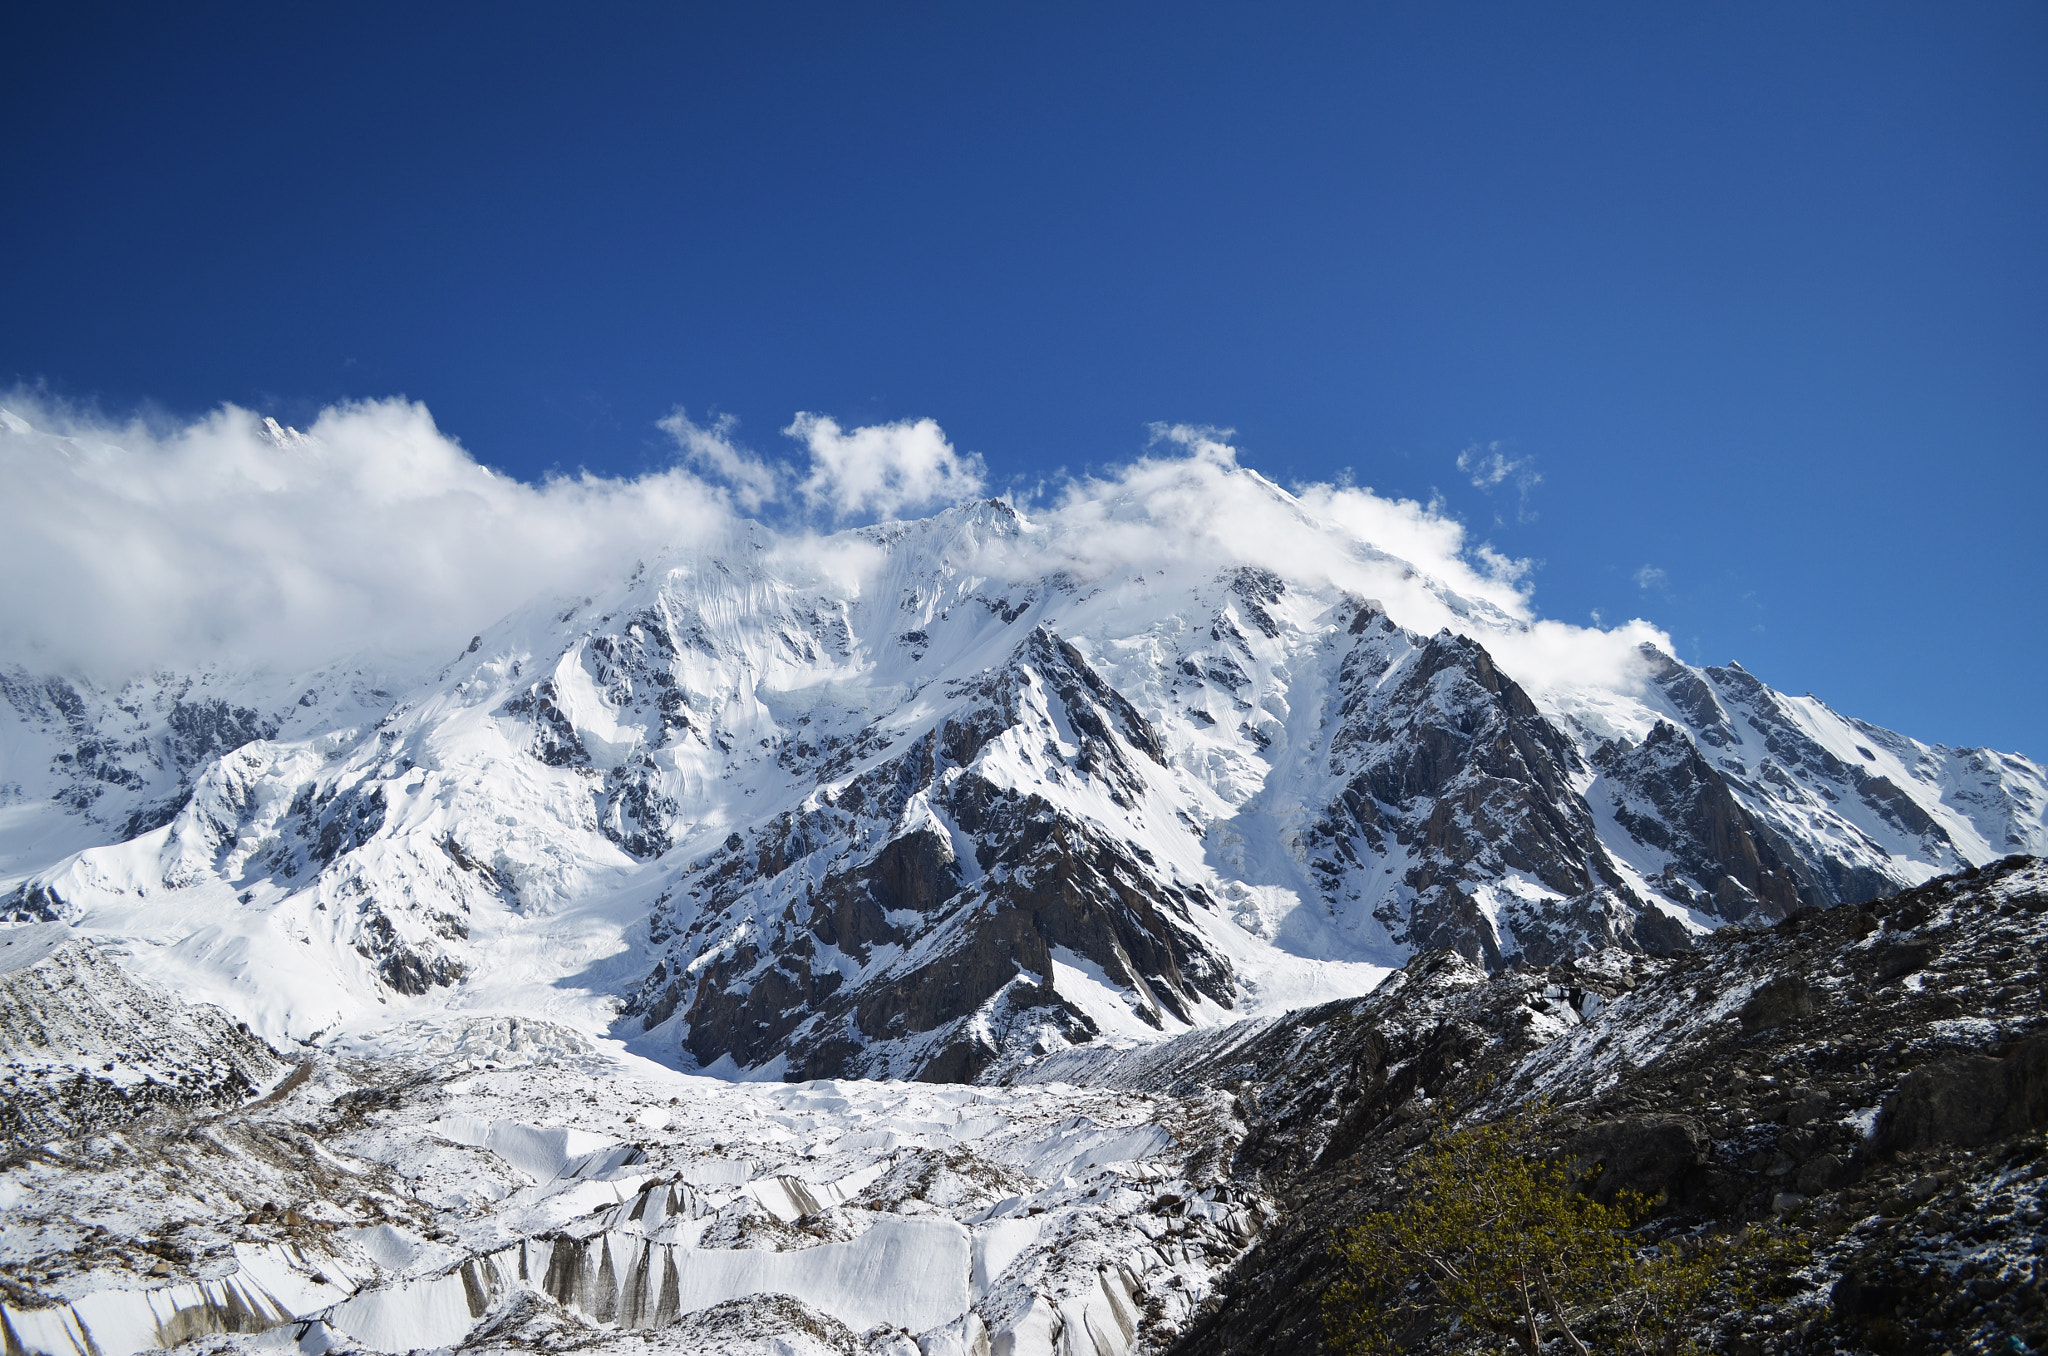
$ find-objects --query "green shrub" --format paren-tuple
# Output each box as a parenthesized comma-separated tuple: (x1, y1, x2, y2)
(1326, 1109, 1795, 1355)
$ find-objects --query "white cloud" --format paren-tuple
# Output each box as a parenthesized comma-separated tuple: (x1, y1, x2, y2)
(1634, 564, 1668, 590)
(974, 427, 1665, 696)
(0, 395, 736, 677)
(658, 407, 782, 511)
(1456, 440, 1517, 488)
(788, 413, 985, 519)
(1145, 422, 1239, 463)
(0, 394, 1670, 708)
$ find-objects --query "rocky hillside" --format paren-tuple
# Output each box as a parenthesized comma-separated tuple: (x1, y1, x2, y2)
(1018, 854, 2045, 1355)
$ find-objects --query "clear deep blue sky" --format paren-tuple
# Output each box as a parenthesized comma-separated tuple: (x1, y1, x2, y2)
(6, 3, 2045, 757)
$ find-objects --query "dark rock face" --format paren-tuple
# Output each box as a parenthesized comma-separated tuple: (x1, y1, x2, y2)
(1873, 1033, 2048, 1154)
(1739, 974, 1816, 1032)
(1564, 1114, 1709, 1207)
(498, 608, 699, 859)
(1595, 720, 1813, 922)
(312, 782, 387, 866)
(1638, 643, 1743, 749)
(1032, 855, 2048, 1356)
(166, 697, 277, 765)
(1304, 613, 1656, 968)
(633, 625, 1236, 1082)
(1695, 661, 1952, 904)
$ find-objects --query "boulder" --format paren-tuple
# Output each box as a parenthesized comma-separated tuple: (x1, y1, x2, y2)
(1873, 1034, 2048, 1154)
(1738, 975, 1814, 1033)
(1874, 941, 1937, 982)
(1564, 1114, 1708, 1206)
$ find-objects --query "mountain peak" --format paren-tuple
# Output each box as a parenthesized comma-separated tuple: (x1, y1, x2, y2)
(1, 498, 2039, 1079)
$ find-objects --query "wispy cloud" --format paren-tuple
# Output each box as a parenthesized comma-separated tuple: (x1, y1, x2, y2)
(658, 407, 782, 511)
(1634, 564, 1668, 590)
(1145, 422, 1238, 463)
(1455, 439, 1542, 521)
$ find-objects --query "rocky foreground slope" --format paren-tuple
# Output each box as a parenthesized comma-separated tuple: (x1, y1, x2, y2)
(1033, 853, 2044, 1356)
(0, 925, 280, 1141)
(2, 859, 2041, 1355)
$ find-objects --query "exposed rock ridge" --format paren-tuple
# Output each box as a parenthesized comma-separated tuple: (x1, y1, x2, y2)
(1305, 612, 1672, 967)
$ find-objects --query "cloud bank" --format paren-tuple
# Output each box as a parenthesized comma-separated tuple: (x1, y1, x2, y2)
(0, 394, 1666, 698)
(0, 398, 738, 678)
(1004, 427, 1665, 697)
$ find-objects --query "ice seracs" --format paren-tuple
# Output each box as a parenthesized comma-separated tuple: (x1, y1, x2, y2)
(0, 954, 1267, 1356)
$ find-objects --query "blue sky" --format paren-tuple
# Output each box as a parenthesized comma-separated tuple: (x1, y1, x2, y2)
(4, 3, 2044, 757)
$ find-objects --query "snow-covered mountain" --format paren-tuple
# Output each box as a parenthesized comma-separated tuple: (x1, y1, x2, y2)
(4, 460, 2044, 1083)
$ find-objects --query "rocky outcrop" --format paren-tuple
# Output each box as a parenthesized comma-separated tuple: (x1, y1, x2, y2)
(1690, 660, 1963, 902)
(1563, 1114, 1709, 1207)
(1594, 719, 1814, 922)
(0, 669, 290, 838)
(0, 925, 283, 1140)
(1019, 855, 2048, 1356)
(1306, 611, 1655, 967)
(634, 625, 1236, 1082)
(1738, 973, 1816, 1033)
(1873, 1032, 2048, 1154)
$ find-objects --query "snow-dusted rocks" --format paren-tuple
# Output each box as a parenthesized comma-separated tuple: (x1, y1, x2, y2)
(1296, 610, 1671, 967)
(1590, 718, 1811, 922)
(1625, 647, 2048, 898)
(1157, 856, 2048, 1356)
(0, 924, 281, 1138)
(635, 623, 1241, 1082)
